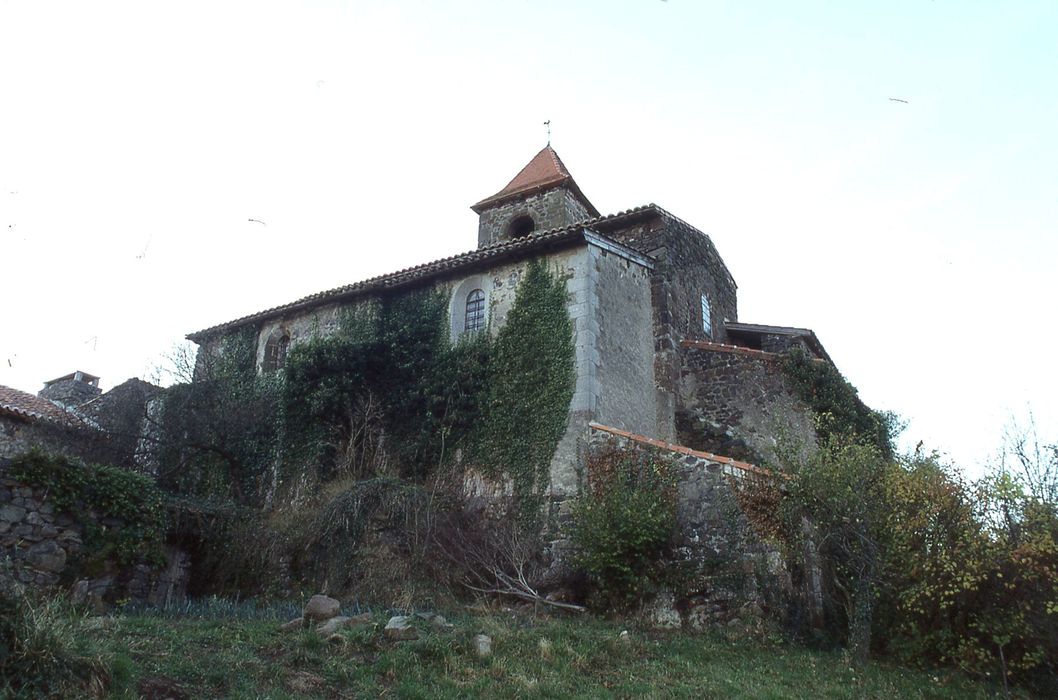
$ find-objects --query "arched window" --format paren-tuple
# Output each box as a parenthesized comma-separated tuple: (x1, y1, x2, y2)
(464, 289, 486, 333)
(263, 330, 291, 372)
(508, 215, 535, 239)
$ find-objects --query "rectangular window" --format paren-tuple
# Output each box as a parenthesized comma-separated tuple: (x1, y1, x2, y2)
(701, 294, 712, 337)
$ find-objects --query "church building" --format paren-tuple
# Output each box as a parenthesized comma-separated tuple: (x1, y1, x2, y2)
(187, 146, 832, 497)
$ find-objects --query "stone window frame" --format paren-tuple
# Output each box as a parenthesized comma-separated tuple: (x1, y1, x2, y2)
(701, 294, 712, 338)
(449, 275, 490, 343)
(262, 329, 291, 372)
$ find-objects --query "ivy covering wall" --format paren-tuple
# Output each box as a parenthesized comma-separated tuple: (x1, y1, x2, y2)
(157, 258, 576, 524)
(6, 450, 167, 567)
(779, 347, 896, 457)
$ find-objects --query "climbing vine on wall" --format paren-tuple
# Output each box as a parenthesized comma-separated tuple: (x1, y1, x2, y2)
(475, 259, 575, 525)
(7, 449, 167, 566)
(281, 288, 492, 485)
(159, 259, 575, 531)
(779, 348, 896, 460)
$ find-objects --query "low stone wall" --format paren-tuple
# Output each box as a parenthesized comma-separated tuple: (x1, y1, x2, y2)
(587, 423, 791, 629)
(0, 471, 188, 608)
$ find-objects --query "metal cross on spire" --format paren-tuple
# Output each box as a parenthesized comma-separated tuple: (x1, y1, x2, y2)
(543, 119, 551, 144)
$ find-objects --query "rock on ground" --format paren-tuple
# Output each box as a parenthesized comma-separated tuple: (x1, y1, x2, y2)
(473, 634, 492, 658)
(303, 594, 341, 621)
(316, 612, 373, 636)
(384, 615, 420, 641)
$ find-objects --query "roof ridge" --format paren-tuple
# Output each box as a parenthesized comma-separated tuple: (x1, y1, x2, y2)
(545, 145, 569, 177)
(186, 204, 669, 341)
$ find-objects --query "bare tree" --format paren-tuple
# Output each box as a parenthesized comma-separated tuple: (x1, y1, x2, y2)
(433, 504, 585, 613)
(1000, 413, 1058, 508)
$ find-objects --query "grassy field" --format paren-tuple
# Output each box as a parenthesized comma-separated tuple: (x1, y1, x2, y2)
(70, 602, 1017, 699)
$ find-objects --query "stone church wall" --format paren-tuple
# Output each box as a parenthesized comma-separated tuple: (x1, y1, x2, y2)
(591, 245, 658, 439)
(594, 212, 740, 445)
(210, 244, 617, 501)
(676, 341, 817, 468)
(477, 187, 593, 247)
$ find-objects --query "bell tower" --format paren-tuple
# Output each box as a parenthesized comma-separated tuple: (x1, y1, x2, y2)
(471, 145, 599, 248)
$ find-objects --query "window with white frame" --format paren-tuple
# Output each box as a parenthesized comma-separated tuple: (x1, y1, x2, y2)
(701, 294, 712, 337)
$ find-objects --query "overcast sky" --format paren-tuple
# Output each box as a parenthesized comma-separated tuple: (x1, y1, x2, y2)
(2, 0, 1055, 475)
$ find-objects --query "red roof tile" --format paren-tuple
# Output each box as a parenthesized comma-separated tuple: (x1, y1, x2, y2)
(0, 385, 71, 422)
(589, 422, 778, 479)
(471, 146, 599, 215)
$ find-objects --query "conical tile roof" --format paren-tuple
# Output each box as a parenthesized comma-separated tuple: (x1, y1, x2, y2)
(471, 145, 598, 215)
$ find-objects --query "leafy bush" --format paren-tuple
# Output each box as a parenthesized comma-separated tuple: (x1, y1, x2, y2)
(876, 454, 1058, 692)
(780, 438, 891, 664)
(570, 450, 677, 610)
(779, 437, 1058, 691)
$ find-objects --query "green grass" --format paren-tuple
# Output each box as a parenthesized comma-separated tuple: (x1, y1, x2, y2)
(74, 604, 1020, 699)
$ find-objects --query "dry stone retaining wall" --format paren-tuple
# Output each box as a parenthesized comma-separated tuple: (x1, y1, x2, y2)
(0, 468, 188, 607)
(677, 341, 818, 467)
(587, 424, 791, 629)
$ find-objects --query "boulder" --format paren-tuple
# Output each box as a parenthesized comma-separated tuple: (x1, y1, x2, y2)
(280, 617, 305, 632)
(473, 633, 492, 658)
(316, 612, 373, 636)
(303, 594, 341, 621)
(384, 615, 419, 641)
(26, 540, 66, 573)
(0, 505, 26, 523)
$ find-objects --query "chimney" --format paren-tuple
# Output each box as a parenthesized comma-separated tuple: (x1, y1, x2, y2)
(39, 370, 102, 408)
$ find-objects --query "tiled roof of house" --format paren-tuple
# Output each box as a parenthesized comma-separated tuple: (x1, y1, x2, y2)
(724, 322, 833, 365)
(0, 385, 71, 422)
(186, 204, 666, 342)
(471, 145, 600, 216)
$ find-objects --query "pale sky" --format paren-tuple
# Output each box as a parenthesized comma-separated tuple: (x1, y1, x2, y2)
(2, 1, 1056, 476)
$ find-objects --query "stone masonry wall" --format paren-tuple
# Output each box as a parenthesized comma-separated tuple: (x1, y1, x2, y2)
(0, 467, 189, 608)
(676, 341, 818, 467)
(759, 333, 813, 356)
(477, 187, 593, 248)
(1, 414, 73, 461)
(0, 413, 124, 468)
(591, 244, 658, 439)
(211, 242, 601, 502)
(587, 424, 790, 629)
(594, 211, 739, 443)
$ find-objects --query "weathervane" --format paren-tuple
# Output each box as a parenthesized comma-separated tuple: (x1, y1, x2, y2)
(544, 120, 551, 144)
